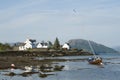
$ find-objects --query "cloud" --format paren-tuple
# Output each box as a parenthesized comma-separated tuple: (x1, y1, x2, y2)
(0, 0, 120, 46)
(0, 0, 49, 23)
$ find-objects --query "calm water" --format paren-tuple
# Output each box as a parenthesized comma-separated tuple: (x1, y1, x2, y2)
(0, 53, 120, 80)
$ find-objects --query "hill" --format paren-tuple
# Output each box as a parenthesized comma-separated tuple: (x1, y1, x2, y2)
(68, 39, 118, 54)
(113, 46, 120, 52)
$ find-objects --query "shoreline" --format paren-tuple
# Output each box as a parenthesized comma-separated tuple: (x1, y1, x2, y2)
(0, 50, 92, 70)
(0, 50, 92, 56)
(0, 56, 66, 69)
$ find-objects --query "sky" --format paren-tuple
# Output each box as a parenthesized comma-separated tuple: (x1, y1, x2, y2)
(0, 0, 120, 47)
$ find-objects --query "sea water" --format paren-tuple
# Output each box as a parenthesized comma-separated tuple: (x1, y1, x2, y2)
(0, 53, 120, 80)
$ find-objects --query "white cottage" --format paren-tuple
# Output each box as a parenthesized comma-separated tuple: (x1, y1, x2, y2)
(36, 42, 43, 48)
(19, 39, 49, 50)
(19, 43, 25, 51)
(19, 38, 36, 50)
(24, 39, 36, 49)
(62, 43, 70, 50)
(36, 42, 48, 48)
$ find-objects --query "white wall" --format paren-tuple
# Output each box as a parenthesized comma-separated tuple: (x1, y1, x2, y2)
(62, 43, 70, 50)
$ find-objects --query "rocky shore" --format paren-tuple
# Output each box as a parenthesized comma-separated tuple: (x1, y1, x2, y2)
(0, 50, 92, 69)
(0, 50, 92, 56)
(0, 56, 66, 69)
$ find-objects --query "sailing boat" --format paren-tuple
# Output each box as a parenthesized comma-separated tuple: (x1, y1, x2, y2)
(87, 40, 103, 65)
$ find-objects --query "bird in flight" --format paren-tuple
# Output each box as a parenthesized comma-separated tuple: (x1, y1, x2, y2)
(73, 9, 77, 13)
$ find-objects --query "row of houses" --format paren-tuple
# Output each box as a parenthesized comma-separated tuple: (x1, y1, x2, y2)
(19, 38, 70, 50)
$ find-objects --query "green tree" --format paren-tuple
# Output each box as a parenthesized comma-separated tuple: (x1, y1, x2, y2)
(0, 43, 12, 51)
(53, 37, 60, 50)
(48, 41, 53, 49)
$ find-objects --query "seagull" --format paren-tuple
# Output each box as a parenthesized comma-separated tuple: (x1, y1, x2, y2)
(73, 9, 77, 13)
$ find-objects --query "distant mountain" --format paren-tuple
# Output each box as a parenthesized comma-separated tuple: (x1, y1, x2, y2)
(113, 46, 120, 52)
(68, 39, 118, 54)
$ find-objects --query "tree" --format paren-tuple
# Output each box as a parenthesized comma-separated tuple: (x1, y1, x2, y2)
(0, 43, 12, 51)
(47, 41, 53, 49)
(53, 37, 60, 50)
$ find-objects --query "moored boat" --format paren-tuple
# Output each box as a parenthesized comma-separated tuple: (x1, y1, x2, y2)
(88, 57, 102, 65)
(87, 40, 103, 65)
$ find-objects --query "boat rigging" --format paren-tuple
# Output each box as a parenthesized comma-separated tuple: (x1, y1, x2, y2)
(87, 40, 103, 65)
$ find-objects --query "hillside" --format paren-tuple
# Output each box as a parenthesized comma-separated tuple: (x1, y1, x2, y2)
(113, 46, 120, 52)
(68, 39, 118, 54)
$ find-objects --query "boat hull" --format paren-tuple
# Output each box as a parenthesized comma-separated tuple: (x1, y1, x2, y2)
(88, 57, 102, 65)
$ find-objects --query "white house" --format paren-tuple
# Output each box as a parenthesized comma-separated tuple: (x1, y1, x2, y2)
(19, 38, 36, 50)
(19, 39, 49, 50)
(36, 42, 43, 48)
(24, 39, 36, 49)
(19, 46, 24, 50)
(42, 45, 48, 48)
(62, 43, 70, 50)
(36, 42, 48, 48)
(19, 43, 25, 51)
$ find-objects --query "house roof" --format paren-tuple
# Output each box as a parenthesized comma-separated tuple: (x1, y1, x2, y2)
(36, 42, 42, 45)
(37, 42, 48, 46)
(29, 39, 36, 43)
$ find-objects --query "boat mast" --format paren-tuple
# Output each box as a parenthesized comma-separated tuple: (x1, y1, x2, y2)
(88, 40, 96, 57)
